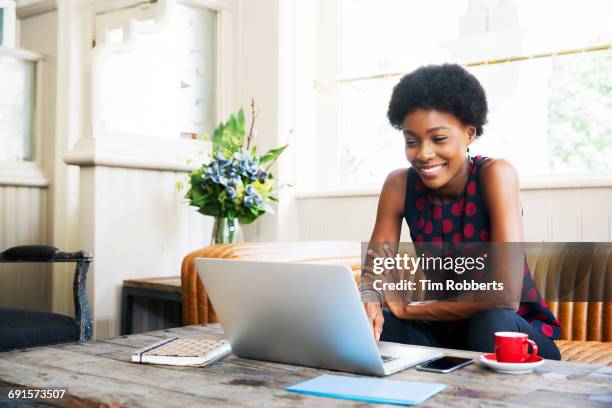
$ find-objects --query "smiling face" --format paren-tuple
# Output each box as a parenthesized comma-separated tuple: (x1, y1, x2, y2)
(403, 109, 476, 193)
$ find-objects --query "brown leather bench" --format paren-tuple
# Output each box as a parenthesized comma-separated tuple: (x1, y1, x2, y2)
(181, 241, 612, 365)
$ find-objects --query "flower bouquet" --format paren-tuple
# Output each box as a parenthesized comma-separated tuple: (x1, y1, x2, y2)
(185, 102, 287, 244)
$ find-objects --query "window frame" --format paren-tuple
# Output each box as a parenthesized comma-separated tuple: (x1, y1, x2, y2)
(0, 46, 47, 187)
(299, 0, 612, 196)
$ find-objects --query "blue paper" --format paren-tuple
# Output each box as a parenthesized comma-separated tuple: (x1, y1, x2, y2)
(286, 374, 445, 406)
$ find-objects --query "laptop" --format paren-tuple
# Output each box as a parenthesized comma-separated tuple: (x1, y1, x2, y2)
(195, 258, 442, 376)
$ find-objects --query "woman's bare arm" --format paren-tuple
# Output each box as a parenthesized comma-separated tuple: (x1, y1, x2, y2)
(363, 169, 407, 339)
(369, 169, 407, 244)
(388, 159, 522, 320)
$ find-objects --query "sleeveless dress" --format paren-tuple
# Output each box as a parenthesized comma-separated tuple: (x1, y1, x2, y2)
(403, 155, 561, 340)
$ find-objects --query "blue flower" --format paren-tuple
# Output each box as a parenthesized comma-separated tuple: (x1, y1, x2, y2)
(226, 186, 236, 199)
(214, 150, 231, 167)
(231, 176, 243, 188)
(245, 184, 257, 196)
(258, 171, 268, 183)
(244, 195, 255, 208)
(205, 162, 222, 183)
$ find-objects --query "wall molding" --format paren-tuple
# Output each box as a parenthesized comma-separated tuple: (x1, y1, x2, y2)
(0, 161, 48, 187)
(64, 133, 210, 171)
(295, 174, 612, 200)
(16, 0, 56, 19)
(0, 45, 44, 61)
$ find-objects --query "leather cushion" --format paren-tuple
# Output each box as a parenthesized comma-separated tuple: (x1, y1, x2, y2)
(1, 245, 59, 262)
(0, 307, 79, 352)
(555, 340, 612, 365)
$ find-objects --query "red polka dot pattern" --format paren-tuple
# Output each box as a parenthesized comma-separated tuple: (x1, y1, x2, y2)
(467, 181, 477, 196)
(518, 304, 531, 315)
(443, 220, 454, 234)
(541, 324, 553, 337)
(433, 206, 442, 219)
(451, 199, 464, 216)
(417, 217, 425, 229)
(405, 155, 560, 340)
(463, 223, 475, 238)
(465, 202, 477, 217)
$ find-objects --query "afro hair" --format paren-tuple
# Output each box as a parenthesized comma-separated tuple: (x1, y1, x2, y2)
(387, 64, 488, 137)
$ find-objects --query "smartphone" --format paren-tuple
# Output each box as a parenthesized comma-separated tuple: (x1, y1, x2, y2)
(416, 356, 474, 373)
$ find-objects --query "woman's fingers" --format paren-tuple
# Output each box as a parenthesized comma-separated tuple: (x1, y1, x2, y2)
(364, 302, 383, 341)
(374, 311, 384, 341)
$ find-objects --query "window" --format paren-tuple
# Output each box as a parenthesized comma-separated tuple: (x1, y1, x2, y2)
(94, 2, 217, 139)
(0, 55, 35, 161)
(309, 0, 612, 189)
(0, 0, 35, 163)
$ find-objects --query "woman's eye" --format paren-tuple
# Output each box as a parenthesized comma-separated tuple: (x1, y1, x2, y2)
(405, 140, 418, 147)
(432, 136, 448, 143)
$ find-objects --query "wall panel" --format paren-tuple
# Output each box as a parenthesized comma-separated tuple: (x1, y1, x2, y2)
(87, 166, 211, 339)
(0, 185, 49, 311)
(297, 187, 612, 243)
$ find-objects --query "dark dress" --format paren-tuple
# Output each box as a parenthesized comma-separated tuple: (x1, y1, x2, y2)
(380, 155, 562, 359)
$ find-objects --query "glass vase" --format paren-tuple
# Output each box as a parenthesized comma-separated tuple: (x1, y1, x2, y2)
(211, 217, 242, 244)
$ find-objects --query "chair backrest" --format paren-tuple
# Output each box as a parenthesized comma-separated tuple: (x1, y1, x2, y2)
(526, 243, 612, 342)
(182, 241, 612, 342)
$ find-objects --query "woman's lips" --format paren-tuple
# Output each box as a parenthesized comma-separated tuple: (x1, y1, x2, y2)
(418, 163, 446, 177)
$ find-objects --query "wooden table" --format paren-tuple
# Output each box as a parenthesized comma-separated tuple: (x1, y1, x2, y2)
(1, 324, 611, 407)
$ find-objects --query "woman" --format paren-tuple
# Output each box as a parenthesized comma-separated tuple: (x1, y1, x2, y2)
(363, 64, 561, 360)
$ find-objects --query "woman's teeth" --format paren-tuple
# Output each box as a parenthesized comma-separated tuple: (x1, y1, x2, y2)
(421, 164, 444, 173)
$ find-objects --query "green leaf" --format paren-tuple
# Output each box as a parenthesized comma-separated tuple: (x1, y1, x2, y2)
(239, 213, 257, 224)
(237, 108, 245, 135)
(259, 144, 288, 165)
(212, 124, 224, 152)
(211, 108, 247, 155)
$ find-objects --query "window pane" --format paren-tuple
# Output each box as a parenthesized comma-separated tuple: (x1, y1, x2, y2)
(468, 51, 612, 175)
(0, 56, 35, 162)
(96, 3, 216, 138)
(326, 0, 612, 186)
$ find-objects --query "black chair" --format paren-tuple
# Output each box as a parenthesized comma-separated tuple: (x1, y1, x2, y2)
(0, 245, 93, 352)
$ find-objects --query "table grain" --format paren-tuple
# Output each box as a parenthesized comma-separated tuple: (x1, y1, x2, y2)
(0, 324, 610, 407)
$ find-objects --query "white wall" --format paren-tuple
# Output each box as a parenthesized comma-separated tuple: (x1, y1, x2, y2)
(79, 166, 210, 337)
(296, 187, 612, 242)
(0, 186, 49, 310)
(0, 5, 55, 311)
(62, 0, 243, 339)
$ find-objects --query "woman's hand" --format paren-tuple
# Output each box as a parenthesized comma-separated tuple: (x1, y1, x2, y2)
(364, 301, 384, 341)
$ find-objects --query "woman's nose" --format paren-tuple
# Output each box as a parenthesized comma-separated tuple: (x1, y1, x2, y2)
(416, 143, 435, 162)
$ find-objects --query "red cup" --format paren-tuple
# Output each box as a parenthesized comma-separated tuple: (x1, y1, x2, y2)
(494, 332, 538, 363)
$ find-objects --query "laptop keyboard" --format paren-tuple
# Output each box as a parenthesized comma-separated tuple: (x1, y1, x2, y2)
(381, 355, 399, 363)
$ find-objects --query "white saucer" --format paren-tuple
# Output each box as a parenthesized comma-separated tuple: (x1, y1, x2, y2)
(480, 353, 544, 374)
